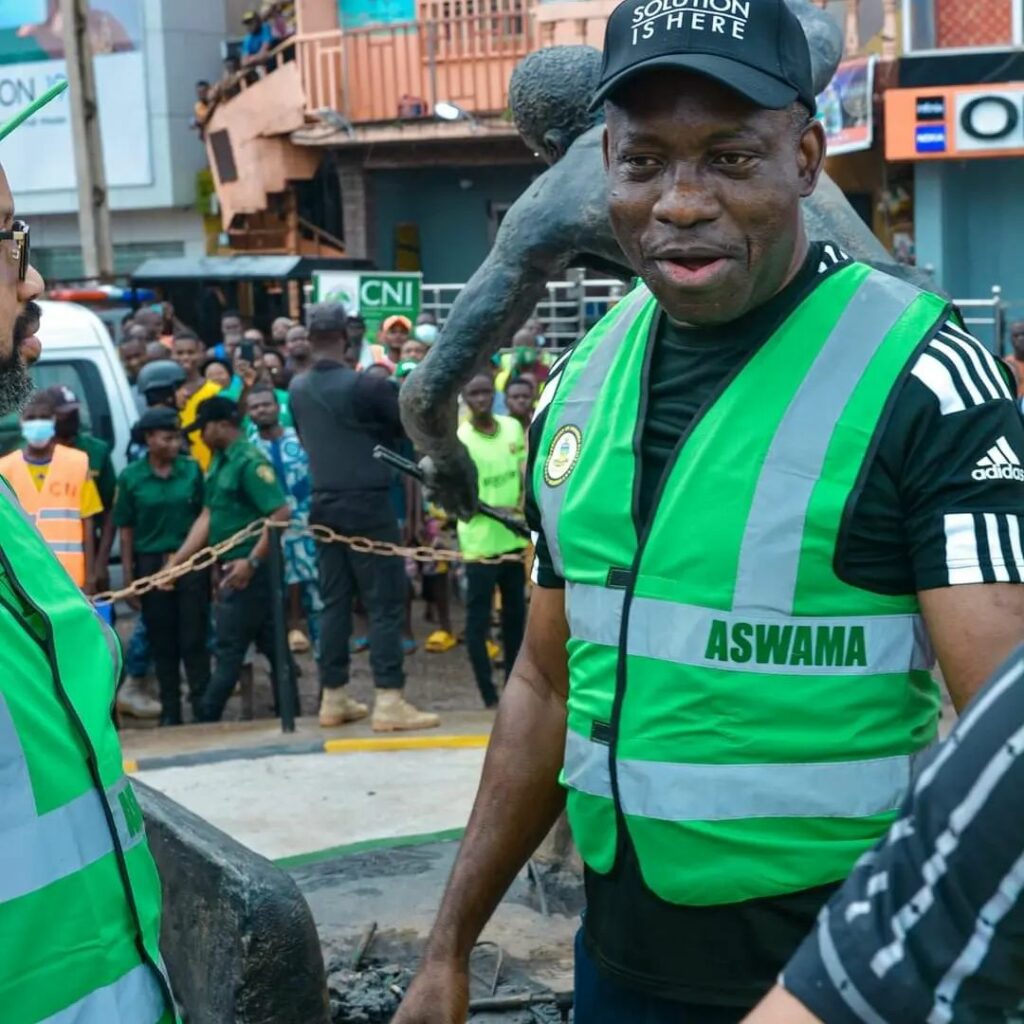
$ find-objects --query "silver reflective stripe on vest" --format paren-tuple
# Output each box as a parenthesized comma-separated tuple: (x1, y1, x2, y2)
(0, 693, 145, 903)
(565, 730, 909, 820)
(566, 582, 933, 676)
(37, 508, 83, 521)
(539, 287, 652, 578)
(41, 962, 166, 1024)
(48, 541, 85, 553)
(732, 271, 921, 614)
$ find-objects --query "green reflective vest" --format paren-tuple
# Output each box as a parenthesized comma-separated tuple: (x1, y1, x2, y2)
(535, 262, 946, 907)
(0, 480, 175, 1022)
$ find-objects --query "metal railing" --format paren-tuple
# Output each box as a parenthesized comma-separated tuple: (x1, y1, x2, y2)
(423, 274, 1012, 353)
(422, 271, 629, 348)
(298, 0, 530, 124)
(956, 286, 1008, 354)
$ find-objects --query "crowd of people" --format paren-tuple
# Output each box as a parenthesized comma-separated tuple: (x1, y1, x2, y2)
(3, 296, 557, 731)
(193, 2, 298, 138)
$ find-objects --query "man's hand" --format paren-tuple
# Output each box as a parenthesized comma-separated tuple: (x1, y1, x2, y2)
(420, 445, 480, 522)
(392, 960, 469, 1024)
(220, 558, 254, 592)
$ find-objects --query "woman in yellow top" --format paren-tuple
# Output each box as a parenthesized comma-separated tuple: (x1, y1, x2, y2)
(173, 332, 221, 471)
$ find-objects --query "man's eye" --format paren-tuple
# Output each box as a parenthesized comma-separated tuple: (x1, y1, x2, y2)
(622, 155, 661, 170)
(714, 153, 755, 168)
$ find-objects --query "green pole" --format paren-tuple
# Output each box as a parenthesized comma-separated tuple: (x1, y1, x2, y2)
(0, 80, 69, 143)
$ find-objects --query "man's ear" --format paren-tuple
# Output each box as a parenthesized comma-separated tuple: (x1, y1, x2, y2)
(797, 119, 827, 197)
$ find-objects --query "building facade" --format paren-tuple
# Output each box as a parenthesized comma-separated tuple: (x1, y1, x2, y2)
(0, 0, 227, 281)
(884, 0, 1023, 324)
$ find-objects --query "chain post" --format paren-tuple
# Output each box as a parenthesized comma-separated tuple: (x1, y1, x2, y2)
(267, 523, 298, 733)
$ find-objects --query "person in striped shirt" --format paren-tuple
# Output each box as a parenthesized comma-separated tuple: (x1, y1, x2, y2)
(745, 644, 1024, 1024)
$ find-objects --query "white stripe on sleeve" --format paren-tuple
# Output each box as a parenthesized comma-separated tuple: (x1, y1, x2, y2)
(944, 513, 984, 585)
(944, 323, 1014, 400)
(939, 331, 1002, 401)
(927, 850, 1024, 1024)
(930, 339, 985, 406)
(984, 513, 1010, 582)
(1008, 515, 1024, 578)
(911, 322, 1015, 414)
(911, 353, 967, 416)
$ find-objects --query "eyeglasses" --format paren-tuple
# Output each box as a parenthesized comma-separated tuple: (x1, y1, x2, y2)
(0, 220, 29, 282)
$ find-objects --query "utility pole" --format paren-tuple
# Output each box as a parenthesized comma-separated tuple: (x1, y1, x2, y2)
(60, 0, 114, 280)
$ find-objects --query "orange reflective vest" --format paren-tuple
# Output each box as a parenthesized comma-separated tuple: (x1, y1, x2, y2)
(0, 446, 89, 586)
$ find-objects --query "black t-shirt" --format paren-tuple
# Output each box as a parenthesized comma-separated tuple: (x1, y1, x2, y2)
(525, 243, 1024, 1006)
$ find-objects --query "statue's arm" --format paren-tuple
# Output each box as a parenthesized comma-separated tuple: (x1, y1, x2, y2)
(400, 149, 604, 458)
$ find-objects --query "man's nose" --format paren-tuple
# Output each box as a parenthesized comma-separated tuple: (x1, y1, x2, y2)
(18, 264, 44, 303)
(652, 168, 721, 228)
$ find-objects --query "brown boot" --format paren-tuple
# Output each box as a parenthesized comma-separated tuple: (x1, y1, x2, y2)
(371, 690, 441, 732)
(319, 688, 369, 727)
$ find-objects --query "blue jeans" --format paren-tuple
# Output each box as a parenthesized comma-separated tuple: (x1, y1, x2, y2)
(574, 930, 745, 1023)
(124, 614, 152, 678)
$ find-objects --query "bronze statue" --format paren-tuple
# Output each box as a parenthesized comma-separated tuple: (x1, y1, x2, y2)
(401, 1, 903, 516)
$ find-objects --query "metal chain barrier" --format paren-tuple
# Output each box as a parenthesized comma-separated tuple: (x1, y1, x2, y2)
(93, 518, 526, 605)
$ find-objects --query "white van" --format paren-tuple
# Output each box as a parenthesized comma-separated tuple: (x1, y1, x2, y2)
(16, 300, 138, 472)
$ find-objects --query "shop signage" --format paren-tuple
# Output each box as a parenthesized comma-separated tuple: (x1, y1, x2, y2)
(886, 82, 1024, 161)
(0, 1, 153, 193)
(915, 96, 945, 121)
(816, 57, 875, 156)
(915, 124, 947, 153)
(312, 271, 422, 341)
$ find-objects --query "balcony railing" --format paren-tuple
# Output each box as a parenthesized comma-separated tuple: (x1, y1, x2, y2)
(296, 0, 531, 124)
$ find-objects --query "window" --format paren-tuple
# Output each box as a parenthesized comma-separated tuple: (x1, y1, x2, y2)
(904, 0, 1023, 52)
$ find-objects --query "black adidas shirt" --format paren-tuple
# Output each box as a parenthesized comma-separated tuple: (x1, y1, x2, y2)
(524, 243, 1024, 1009)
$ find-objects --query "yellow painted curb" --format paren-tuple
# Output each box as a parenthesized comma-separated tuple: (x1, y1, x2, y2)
(323, 734, 490, 754)
(123, 759, 139, 774)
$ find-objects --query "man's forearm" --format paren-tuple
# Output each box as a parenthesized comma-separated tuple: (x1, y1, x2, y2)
(97, 512, 115, 570)
(424, 668, 567, 964)
(120, 528, 134, 587)
(251, 506, 290, 562)
(170, 509, 210, 565)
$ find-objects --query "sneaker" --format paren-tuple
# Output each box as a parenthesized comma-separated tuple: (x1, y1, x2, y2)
(319, 688, 369, 727)
(371, 690, 441, 732)
(288, 628, 311, 653)
(116, 677, 162, 720)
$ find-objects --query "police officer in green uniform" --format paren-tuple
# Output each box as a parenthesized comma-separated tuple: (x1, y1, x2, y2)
(116, 407, 209, 726)
(167, 396, 291, 722)
(395, 3, 1024, 1022)
(0, 156, 176, 1015)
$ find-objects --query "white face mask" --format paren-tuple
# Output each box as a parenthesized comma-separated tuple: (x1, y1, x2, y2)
(21, 418, 56, 448)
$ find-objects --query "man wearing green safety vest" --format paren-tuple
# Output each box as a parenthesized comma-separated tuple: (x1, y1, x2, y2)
(0, 163, 176, 1019)
(396, 2, 1024, 1021)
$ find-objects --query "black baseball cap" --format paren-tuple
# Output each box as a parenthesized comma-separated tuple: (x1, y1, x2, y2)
(187, 396, 240, 433)
(591, 0, 816, 113)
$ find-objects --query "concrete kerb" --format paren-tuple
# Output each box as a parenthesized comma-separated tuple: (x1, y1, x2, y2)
(124, 733, 491, 773)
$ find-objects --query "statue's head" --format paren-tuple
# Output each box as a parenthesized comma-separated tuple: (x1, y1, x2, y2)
(786, 0, 842, 94)
(509, 46, 604, 165)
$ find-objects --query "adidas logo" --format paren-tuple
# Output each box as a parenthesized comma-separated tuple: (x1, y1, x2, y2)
(972, 437, 1024, 482)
